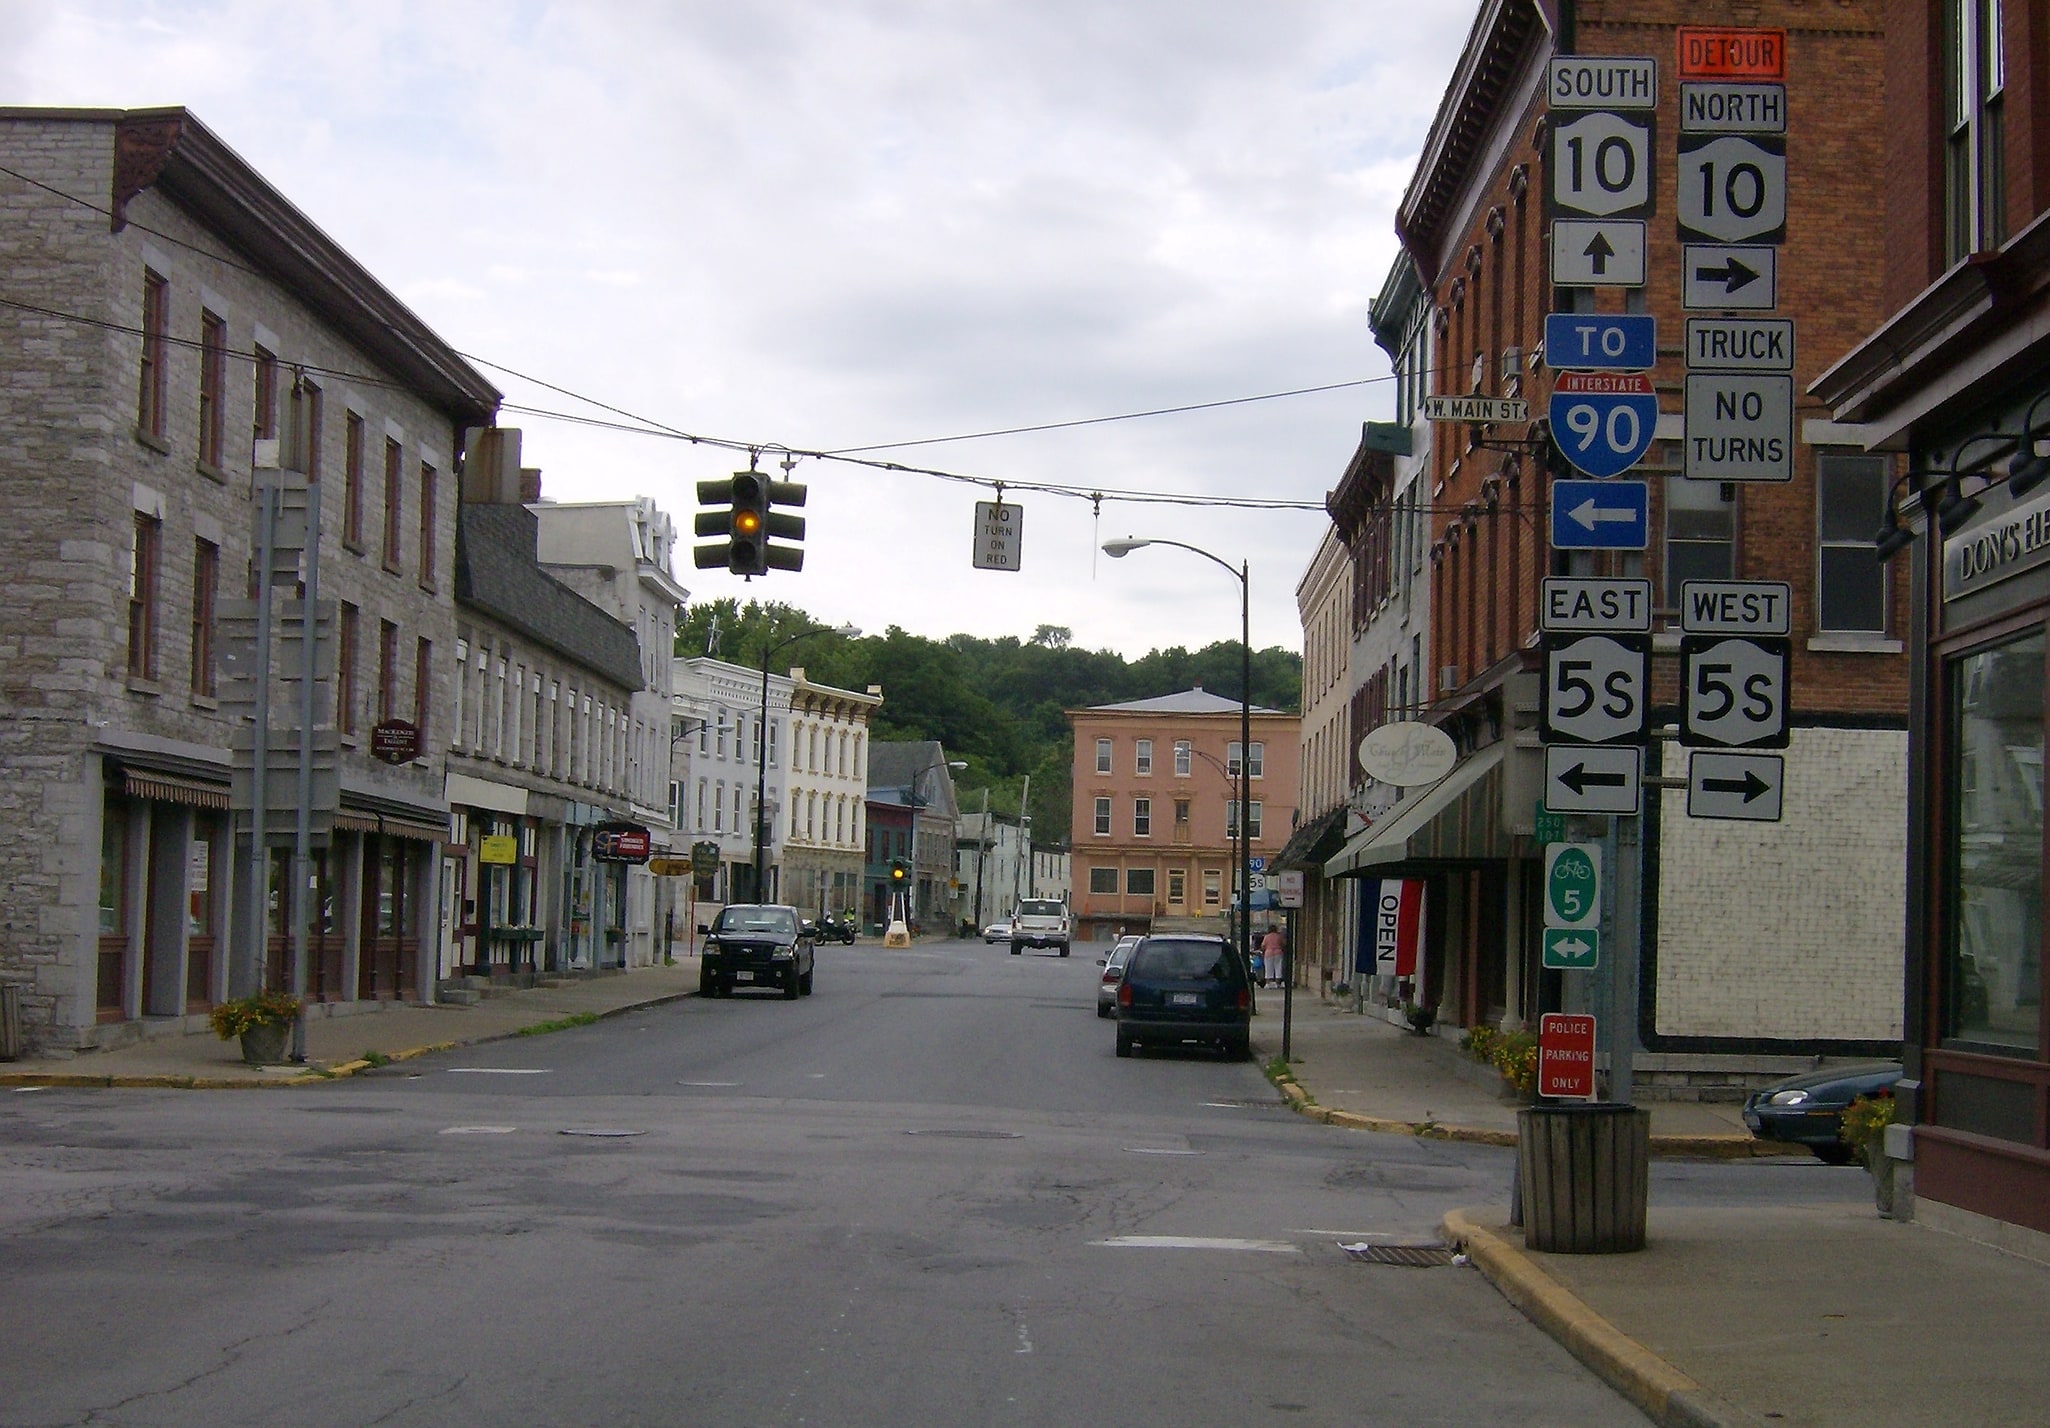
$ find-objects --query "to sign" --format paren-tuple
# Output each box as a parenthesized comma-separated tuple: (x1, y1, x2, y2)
(1551, 479, 1649, 552)
(1685, 317, 1793, 372)
(1682, 244, 1778, 310)
(1542, 633, 1650, 745)
(1687, 750, 1786, 822)
(1680, 636, 1790, 748)
(1677, 134, 1786, 245)
(1539, 1013, 1600, 1100)
(1542, 577, 1653, 633)
(1548, 56, 1657, 110)
(973, 501, 1021, 572)
(1544, 743, 1643, 816)
(1684, 373, 1793, 481)
(1678, 26, 1787, 82)
(1550, 111, 1654, 220)
(1550, 219, 1647, 287)
(1549, 372, 1658, 478)
(1545, 314, 1655, 372)
(1543, 927, 1601, 971)
(1544, 843, 1602, 930)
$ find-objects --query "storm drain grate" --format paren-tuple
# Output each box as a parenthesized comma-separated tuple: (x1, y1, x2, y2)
(1343, 1242, 1457, 1267)
(905, 1129, 1023, 1140)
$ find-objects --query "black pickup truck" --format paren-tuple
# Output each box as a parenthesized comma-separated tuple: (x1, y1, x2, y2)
(698, 904, 815, 999)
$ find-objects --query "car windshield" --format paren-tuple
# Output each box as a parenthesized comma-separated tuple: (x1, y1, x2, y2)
(1019, 900, 1065, 918)
(714, 906, 797, 936)
(1106, 945, 1135, 970)
(1133, 940, 1238, 983)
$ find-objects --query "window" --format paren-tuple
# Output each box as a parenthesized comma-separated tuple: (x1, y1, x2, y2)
(1817, 452, 1889, 632)
(382, 437, 403, 571)
(1249, 742, 1264, 778)
(1135, 739, 1153, 775)
(1089, 866, 1118, 894)
(1096, 738, 1113, 774)
(1126, 867, 1155, 896)
(1203, 870, 1222, 906)
(1226, 798, 1240, 838)
(1228, 742, 1244, 778)
(137, 270, 167, 439)
(1174, 740, 1192, 777)
(1174, 798, 1190, 830)
(1945, 0, 2006, 264)
(417, 463, 438, 587)
(1133, 797, 1151, 837)
(413, 638, 432, 743)
(190, 538, 218, 696)
(197, 310, 226, 469)
(253, 345, 277, 443)
(343, 414, 365, 549)
(1666, 477, 1734, 601)
(336, 602, 358, 734)
(288, 379, 322, 479)
(377, 620, 399, 723)
(1248, 801, 1263, 840)
(1094, 797, 1112, 835)
(128, 512, 160, 679)
(452, 642, 467, 750)
(1949, 631, 2042, 1052)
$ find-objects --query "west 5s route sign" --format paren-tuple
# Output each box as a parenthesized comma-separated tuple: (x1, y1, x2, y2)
(1679, 635, 1790, 748)
(1687, 750, 1785, 822)
(1541, 632, 1650, 745)
(1550, 372, 1658, 477)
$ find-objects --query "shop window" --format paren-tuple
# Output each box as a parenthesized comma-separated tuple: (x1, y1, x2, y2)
(1202, 870, 1222, 906)
(1090, 866, 1117, 894)
(1167, 868, 1187, 905)
(1949, 631, 2043, 1053)
(1818, 452, 1889, 632)
(1126, 867, 1155, 897)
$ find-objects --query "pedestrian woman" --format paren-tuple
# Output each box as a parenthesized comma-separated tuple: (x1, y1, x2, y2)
(1260, 925, 1285, 990)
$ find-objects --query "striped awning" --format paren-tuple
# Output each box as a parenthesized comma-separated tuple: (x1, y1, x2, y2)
(120, 768, 230, 809)
(335, 809, 449, 843)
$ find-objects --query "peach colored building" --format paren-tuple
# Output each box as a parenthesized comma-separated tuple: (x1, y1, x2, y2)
(1067, 688, 1299, 943)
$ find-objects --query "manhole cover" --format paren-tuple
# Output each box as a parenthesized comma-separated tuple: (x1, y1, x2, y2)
(1344, 1243, 1457, 1267)
(905, 1129, 1022, 1140)
(558, 1128, 646, 1138)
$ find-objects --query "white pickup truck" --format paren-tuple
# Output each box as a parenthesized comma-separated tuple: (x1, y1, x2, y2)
(1009, 898, 1072, 957)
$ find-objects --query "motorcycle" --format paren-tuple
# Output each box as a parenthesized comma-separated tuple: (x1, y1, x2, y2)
(814, 912, 859, 944)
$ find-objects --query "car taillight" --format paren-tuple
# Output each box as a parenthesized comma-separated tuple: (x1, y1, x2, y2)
(1236, 987, 1250, 1010)
(1118, 982, 1133, 1008)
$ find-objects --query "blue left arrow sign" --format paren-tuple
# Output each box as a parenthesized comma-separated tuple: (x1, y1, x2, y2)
(1544, 313, 1656, 372)
(1552, 480, 1649, 551)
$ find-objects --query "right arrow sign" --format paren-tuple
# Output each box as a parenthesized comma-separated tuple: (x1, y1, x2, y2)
(1687, 750, 1785, 822)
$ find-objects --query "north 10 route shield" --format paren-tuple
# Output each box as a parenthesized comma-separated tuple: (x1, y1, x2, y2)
(1549, 372, 1659, 478)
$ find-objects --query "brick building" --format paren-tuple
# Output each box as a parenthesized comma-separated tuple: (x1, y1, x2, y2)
(1317, 2, 1909, 1087)
(1068, 688, 1299, 944)
(0, 108, 498, 1048)
(1812, 0, 2050, 1246)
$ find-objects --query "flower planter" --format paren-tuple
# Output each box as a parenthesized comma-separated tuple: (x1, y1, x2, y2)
(238, 1021, 290, 1066)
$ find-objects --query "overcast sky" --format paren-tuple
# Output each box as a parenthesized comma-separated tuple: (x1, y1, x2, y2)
(7, 1, 1475, 660)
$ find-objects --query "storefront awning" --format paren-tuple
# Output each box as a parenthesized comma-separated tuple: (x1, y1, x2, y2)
(335, 809, 448, 842)
(1323, 742, 1506, 877)
(1271, 805, 1348, 871)
(119, 767, 230, 809)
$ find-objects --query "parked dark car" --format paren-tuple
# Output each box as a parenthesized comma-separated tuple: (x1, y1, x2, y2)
(1114, 934, 1252, 1059)
(698, 904, 815, 999)
(1742, 1060, 1903, 1163)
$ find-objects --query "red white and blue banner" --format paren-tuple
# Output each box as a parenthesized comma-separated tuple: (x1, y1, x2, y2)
(1356, 879, 1426, 978)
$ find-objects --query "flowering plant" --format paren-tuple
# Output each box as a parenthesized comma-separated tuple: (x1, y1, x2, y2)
(1838, 1093, 1897, 1159)
(208, 989, 302, 1040)
(1492, 1031, 1539, 1096)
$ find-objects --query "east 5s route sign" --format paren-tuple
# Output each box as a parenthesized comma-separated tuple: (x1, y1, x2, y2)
(1541, 632, 1650, 745)
(1550, 372, 1658, 477)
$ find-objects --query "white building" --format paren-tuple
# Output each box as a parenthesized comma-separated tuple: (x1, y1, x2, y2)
(781, 667, 881, 921)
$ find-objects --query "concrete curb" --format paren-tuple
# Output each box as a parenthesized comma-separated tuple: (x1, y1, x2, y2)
(0, 987, 701, 1091)
(1442, 1210, 1756, 1428)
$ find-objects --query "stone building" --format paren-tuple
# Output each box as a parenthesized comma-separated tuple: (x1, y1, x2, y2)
(779, 667, 881, 923)
(0, 107, 498, 1049)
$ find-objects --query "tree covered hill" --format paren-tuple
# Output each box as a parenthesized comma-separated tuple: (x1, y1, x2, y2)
(675, 599, 1302, 846)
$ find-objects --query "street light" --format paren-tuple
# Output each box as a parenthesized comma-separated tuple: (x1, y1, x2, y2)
(1102, 536, 1253, 994)
(752, 621, 859, 904)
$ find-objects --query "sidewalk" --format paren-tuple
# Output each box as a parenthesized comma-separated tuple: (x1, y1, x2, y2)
(1256, 999, 2050, 1428)
(0, 958, 704, 1088)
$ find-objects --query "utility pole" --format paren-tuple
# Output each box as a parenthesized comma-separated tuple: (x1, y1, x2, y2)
(1011, 773, 1031, 908)
(972, 784, 990, 929)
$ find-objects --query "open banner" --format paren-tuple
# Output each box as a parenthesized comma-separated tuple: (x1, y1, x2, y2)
(1355, 878, 1426, 977)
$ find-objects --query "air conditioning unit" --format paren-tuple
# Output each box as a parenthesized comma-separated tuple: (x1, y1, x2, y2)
(1439, 665, 1460, 691)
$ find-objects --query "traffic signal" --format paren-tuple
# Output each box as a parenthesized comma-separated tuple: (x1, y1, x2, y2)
(763, 479, 806, 572)
(889, 859, 909, 886)
(729, 472, 770, 576)
(692, 477, 737, 570)
(692, 471, 806, 576)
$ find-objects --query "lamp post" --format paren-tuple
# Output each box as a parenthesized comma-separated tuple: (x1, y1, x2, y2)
(752, 622, 859, 904)
(1103, 537, 1253, 991)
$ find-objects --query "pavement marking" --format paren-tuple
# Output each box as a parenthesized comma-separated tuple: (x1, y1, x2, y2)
(11, 1086, 49, 1094)
(440, 1125, 519, 1135)
(447, 1067, 552, 1075)
(1093, 1236, 1299, 1253)
(1124, 1147, 1201, 1156)
(558, 1127, 647, 1138)
(678, 1080, 740, 1087)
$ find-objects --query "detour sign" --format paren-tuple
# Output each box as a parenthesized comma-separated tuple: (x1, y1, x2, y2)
(1677, 26, 1786, 81)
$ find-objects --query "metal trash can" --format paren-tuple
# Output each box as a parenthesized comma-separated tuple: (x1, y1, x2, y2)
(0, 981, 22, 1060)
(1518, 1103, 1650, 1253)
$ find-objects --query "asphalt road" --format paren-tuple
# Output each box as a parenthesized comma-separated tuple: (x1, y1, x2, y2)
(3, 940, 1829, 1426)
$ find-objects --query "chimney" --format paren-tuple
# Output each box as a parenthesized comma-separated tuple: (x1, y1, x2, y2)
(461, 427, 525, 504)
(520, 467, 543, 503)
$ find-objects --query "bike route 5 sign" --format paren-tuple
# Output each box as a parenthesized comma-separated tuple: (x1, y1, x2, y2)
(1550, 110, 1654, 220)
(1541, 632, 1650, 745)
(1679, 635, 1790, 748)
(1544, 843, 1602, 930)
(1549, 372, 1659, 477)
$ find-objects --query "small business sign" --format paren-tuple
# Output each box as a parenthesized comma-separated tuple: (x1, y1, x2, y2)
(1276, 870, 1305, 909)
(690, 839, 721, 879)
(1544, 313, 1656, 372)
(646, 857, 693, 877)
(973, 500, 1021, 572)
(1357, 878, 1426, 978)
(1358, 720, 1457, 787)
(593, 823, 653, 864)
(370, 718, 420, 766)
(1539, 1013, 1600, 1099)
(478, 834, 519, 866)
(1942, 484, 2050, 598)
(1550, 219, 1647, 287)
(1421, 394, 1530, 424)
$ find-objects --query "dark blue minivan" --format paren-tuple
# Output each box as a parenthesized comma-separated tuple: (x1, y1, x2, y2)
(1114, 935, 1252, 1060)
